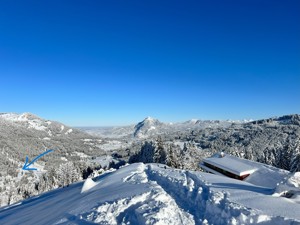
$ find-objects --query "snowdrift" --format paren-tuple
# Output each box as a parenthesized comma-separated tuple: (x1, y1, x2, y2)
(0, 163, 300, 225)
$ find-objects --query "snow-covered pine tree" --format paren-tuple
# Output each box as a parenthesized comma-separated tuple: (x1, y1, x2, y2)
(56, 162, 81, 187)
(153, 136, 167, 164)
(166, 144, 179, 168)
(290, 139, 300, 172)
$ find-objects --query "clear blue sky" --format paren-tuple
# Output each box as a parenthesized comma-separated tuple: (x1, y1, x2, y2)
(0, 0, 299, 126)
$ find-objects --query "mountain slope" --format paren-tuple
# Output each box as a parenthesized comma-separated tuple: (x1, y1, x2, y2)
(0, 112, 105, 162)
(1, 162, 299, 225)
(0, 112, 107, 207)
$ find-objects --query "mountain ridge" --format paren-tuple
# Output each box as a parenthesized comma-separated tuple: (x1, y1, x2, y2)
(80, 114, 300, 139)
(80, 116, 242, 139)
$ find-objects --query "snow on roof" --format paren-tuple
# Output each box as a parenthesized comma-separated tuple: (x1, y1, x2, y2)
(203, 153, 257, 176)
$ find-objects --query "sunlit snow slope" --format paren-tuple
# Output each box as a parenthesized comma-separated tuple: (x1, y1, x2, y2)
(0, 163, 300, 225)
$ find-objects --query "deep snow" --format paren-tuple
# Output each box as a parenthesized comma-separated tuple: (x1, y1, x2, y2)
(0, 163, 300, 225)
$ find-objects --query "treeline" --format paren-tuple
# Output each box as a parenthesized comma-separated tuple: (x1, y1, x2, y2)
(129, 137, 208, 171)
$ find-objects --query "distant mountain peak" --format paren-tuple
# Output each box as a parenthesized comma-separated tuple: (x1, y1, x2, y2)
(145, 116, 154, 120)
(20, 112, 41, 120)
(0, 112, 41, 122)
(187, 119, 199, 124)
(133, 117, 164, 138)
(141, 117, 163, 125)
(143, 116, 157, 122)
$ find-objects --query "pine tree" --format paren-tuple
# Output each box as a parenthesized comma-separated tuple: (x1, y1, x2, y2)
(290, 139, 300, 172)
(153, 136, 167, 164)
(57, 163, 68, 187)
(290, 154, 300, 172)
(56, 162, 80, 187)
(166, 144, 179, 168)
(48, 167, 58, 187)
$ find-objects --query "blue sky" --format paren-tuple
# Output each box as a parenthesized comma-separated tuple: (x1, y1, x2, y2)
(0, 0, 299, 126)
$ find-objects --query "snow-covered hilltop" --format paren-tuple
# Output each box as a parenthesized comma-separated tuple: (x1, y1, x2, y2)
(0, 112, 79, 137)
(0, 162, 299, 225)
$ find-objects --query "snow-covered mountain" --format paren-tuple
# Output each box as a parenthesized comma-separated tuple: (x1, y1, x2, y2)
(0, 112, 108, 208)
(0, 112, 83, 137)
(80, 116, 235, 139)
(1, 161, 299, 225)
(0, 112, 105, 161)
(133, 116, 167, 138)
(80, 116, 169, 139)
(80, 115, 300, 141)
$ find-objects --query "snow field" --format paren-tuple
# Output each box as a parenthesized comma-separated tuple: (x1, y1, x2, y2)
(1, 163, 300, 225)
